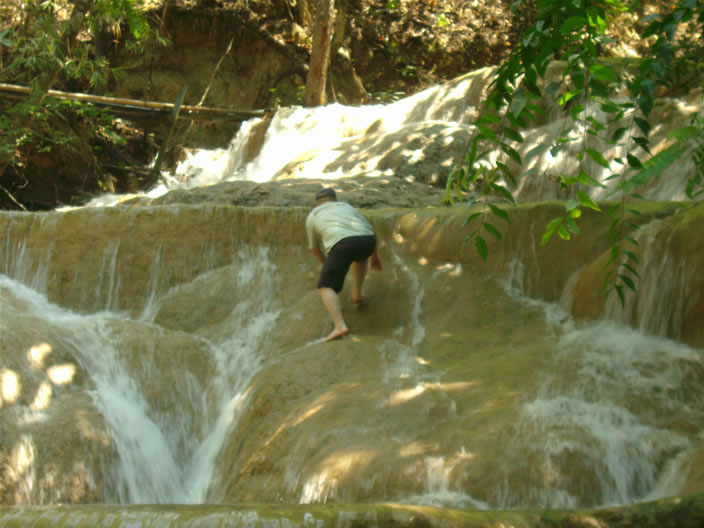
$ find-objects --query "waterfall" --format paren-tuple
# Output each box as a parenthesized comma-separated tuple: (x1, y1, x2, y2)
(498, 316, 703, 508)
(1, 245, 280, 504)
(499, 258, 704, 508)
(99, 64, 701, 208)
(1, 67, 703, 521)
(602, 218, 690, 339)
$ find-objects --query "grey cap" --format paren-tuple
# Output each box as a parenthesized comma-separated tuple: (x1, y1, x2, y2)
(315, 187, 336, 200)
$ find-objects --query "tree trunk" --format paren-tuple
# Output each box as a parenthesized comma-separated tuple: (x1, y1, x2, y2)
(303, 0, 336, 107)
(295, 0, 313, 28)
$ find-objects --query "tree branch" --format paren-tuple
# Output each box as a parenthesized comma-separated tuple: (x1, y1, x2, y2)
(0, 181, 28, 211)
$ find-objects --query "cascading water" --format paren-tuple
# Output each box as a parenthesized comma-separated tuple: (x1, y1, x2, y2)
(518, 322, 701, 507)
(496, 260, 704, 508)
(1, 245, 281, 504)
(108, 64, 701, 209)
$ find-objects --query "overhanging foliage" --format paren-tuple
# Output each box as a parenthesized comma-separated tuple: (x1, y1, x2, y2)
(445, 0, 704, 304)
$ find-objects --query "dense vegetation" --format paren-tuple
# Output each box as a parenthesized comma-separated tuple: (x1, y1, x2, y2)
(443, 0, 703, 302)
(0, 0, 160, 209)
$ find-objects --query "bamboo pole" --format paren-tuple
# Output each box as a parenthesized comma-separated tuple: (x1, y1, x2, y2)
(0, 83, 266, 121)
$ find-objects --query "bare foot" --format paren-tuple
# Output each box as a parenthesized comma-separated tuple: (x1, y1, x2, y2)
(324, 326, 349, 342)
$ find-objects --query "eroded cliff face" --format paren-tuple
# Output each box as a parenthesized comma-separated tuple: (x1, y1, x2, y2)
(2, 201, 703, 508)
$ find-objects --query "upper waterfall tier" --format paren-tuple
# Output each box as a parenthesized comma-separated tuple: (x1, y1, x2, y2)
(103, 63, 701, 208)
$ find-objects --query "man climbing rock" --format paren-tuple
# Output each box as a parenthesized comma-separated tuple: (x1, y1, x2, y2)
(306, 187, 383, 342)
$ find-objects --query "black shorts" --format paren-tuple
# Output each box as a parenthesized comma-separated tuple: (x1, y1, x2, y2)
(318, 235, 376, 293)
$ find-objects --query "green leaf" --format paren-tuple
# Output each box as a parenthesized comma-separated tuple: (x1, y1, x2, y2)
(616, 284, 626, 306)
(569, 103, 585, 120)
(526, 144, 549, 161)
(637, 95, 653, 116)
(542, 217, 563, 245)
(627, 154, 643, 169)
(618, 274, 637, 293)
(621, 262, 640, 278)
(488, 203, 511, 223)
(600, 100, 624, 114)
(560, 90, 582, 106)
(634, 117, 651, 137)
(623, 250, 639, 264)
(668, 125, 699, 141)
(475, 235, 488, 261)
(557, 224, 570, 240)
(496, 162, 517, 186)
(587, 6, 608, 32)
(489, 182, 516, 204)
(0, 28, 12, 48)
(587, 116, 606, 133)
(462, 211, 483, 227)
(585, 148, 610, 168)
(589, 63, 619, 83)
(609, 244, 621, 261)
(510, 90, 527, 117)
(482, 222, 503, 240)
(577, 190, 601, 211)
(633, 136, 651, 154)
(477, 112, 502, 125)
(551, 144, 564, 157)
(560, 16, 588, 34)
(521, 167, 538, 179)
(642, 20, 661, 39)
(503, 127, 524, 143)
(566, 217, 580, 235)
(478, 125, 499, 143)
(500, 143, 523, 166)
(628, 143, 684, 189)
(464, 137, 478, 164)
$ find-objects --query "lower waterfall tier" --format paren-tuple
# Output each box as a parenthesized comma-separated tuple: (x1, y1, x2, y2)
(1, 203, 703, 508)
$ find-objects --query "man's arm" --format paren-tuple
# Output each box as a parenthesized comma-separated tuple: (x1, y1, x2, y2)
(370, 250, 382, 271)
(370, 234, 382, 271)
(312, 247, 326, 264)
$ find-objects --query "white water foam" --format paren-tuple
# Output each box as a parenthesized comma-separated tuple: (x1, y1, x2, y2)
(401, 456, 489, 510)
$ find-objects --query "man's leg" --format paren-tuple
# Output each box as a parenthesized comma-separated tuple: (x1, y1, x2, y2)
(319, 287, 349, 341)
(351, 259, 368, 304)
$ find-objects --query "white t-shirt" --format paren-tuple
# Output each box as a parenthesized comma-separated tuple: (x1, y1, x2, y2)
(306, 201, 374, 254)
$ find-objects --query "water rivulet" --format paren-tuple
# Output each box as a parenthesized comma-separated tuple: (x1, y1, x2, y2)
(1, 66, 703, 527)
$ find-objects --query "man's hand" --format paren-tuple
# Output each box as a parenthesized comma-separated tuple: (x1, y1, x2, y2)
(370, 253, 382, 271)
(312, 247, 326, 264)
